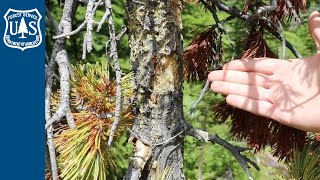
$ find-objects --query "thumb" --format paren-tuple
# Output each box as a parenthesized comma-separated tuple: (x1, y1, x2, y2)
(308, 11, 320, 53)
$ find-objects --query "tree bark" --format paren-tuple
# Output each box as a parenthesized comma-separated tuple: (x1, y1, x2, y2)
(125, 0, 186, 179)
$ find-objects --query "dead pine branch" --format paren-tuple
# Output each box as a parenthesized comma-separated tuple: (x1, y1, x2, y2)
(82, 0, 95, 59)
(45, 56, 59, 180)
(53, 19, 87, 39)
(106, 0, 122, 146)
(203, 0, 302, 58)
(57, 49, 76, 128)
(47, 126, 59, 180)
(53, 0, 103, 40)
(187, 127, 259, 180)
(45, 0, 79, 178)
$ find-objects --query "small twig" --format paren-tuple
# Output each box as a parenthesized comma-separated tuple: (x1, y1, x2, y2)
(208, 2, 223, 68)
(256, 0, 277, 14)
(53, 19, 88, 39)
(187, 126, 259, 180)
(152, 131, 185, 147)
(78, 0, 105, 6)
(82, 0, 95, 59)
(53, 0, 103, 40)
(127, 128, 185, 148)
(96, 10, 111, 32)
(267, 23, 302, 58)
(107, 0, 123, 146)
(116, 26, 128, 42)
(276, 21, 286, 59)
(187, 80, 210, 115)
(105, 26, 128, 62)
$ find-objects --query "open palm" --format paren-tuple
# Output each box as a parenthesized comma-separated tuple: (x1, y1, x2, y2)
(208, 11, 320, 132)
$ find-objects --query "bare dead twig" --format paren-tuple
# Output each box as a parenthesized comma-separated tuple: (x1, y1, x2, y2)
(256, 0, 277, 14)
(277, 21, 286, 59)
(82, 0, 95, 59)
(53, 0, 102, 40)
(96, 10, 111, 32)
(47, 126, 59, 180)
(106, 0, 123, 146)
(188, 80, 210, 115)
(266, 21, 302, 58)
(105, 26, 128, 61)
(45, 1, 79, 178)
(187, 127, 259, 180)
(127, 128, 185, 149)
(53, 19, 87, 39)
(116, 26, 128, 42)
(57, 50, 76, 128)
(45, 54, 59, 180)
(152, 131, 185, 147)
(78, 0, 104, 6)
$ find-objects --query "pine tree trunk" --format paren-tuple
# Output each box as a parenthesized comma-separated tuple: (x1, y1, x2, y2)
(124, 0, 186, 179)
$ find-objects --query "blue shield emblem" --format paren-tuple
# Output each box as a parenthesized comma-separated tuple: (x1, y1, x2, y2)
(3, 9, 42, 51)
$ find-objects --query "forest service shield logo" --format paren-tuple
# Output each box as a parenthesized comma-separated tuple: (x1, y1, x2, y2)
(3, 9, 42, 51)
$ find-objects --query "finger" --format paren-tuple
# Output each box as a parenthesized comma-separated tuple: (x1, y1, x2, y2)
(208, 70, 272, 89)
(226, 94, 275, 118)
(308, 11, 320, 52)
(223, 58, 276, 75)
(211, 81, 270, 101)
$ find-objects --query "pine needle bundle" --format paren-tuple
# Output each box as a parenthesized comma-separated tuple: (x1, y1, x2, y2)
(48, 63, 135, 179)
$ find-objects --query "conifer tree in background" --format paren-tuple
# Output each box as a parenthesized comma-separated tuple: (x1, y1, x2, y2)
(18, 17, 28, 39)
(45, 0, 320, 179)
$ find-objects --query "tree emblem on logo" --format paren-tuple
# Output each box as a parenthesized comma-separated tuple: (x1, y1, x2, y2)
(3, 8, 42, 51)
(18, 17, 28, 39)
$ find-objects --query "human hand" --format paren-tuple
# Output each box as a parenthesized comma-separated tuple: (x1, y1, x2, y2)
(208, 11, 320, 132)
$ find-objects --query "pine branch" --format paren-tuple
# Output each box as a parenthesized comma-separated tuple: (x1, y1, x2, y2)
(47, 126, 58, 180)
(45, 53, 58, 180)
(202, 0, 302, 58)
(45, 1, 79, 178)
(82, 0, 98, 59)
(53, 0, 102, 40)
(106, 0, 123, 146)
(57, 49, 76, 128)
(187, 126, 259, 180)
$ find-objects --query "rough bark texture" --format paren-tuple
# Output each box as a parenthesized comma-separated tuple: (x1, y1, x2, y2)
(125, 0, 186, 179)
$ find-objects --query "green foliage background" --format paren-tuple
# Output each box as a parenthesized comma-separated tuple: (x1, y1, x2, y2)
(46, 0, 318, 179)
